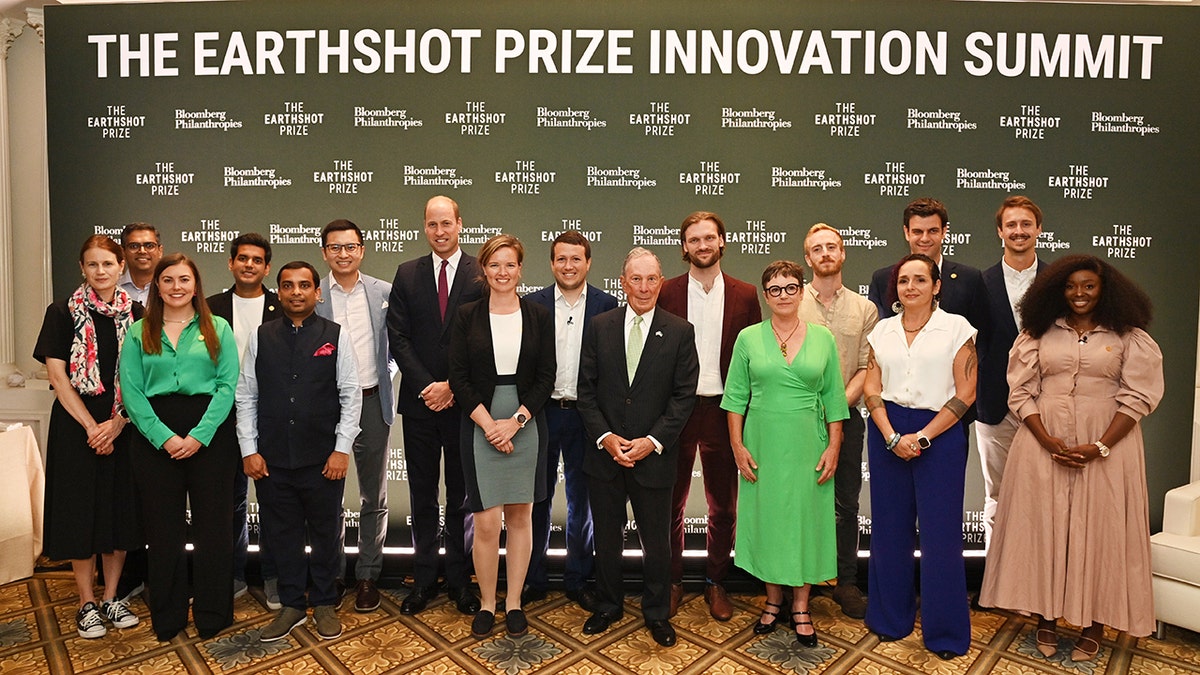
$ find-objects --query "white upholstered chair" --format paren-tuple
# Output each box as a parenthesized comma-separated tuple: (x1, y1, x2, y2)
(1150, 480, 1200, 638)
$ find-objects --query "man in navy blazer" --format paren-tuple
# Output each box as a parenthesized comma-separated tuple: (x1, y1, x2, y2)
(576, 247, 698, 648)
(207, 232, 284, 605)
(523, 231, 618, 610)
(867, 197, 988, 426)
(656, 211, 760, 622)
(386, 196, 484, 616)
(316, 219, 396, 613)
(976, 196, 1047, 547)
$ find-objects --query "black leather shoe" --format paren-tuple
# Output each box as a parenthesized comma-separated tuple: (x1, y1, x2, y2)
(792, 611, 818, 648)
(647, 619, 677, 647)
(400, 586, 437, 615)
(565, 587, 599, 612)
(520, 587, 547, 605)
(447, 586, 481, 615)
(470, 610, 495, 639)
(505, 608, 528, 637)
(936, 650, 959, 660)
(583, 611, 620, 634)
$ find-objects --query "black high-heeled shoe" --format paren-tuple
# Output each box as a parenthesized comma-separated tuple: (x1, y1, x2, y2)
(753, 600, 783, 635)
(792, 610, 818, 648)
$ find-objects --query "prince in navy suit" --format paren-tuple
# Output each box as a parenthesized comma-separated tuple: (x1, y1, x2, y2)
(524, 231, 618, 609)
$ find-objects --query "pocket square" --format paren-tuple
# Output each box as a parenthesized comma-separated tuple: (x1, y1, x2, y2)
(313, 342, 336, 357)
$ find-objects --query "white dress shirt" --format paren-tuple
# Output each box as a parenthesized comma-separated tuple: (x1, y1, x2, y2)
(867, 308, 976, 411)
(687, 274, 725, 396)
(552, 286, 585, 401)
(1001, 258, 1038, 331)
(327, 273, 379, 389)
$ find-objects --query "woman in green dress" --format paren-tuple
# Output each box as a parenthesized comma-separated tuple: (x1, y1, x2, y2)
(722, 260, 847, 648)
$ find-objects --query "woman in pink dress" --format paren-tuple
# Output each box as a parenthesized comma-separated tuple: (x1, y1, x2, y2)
(980, 255, 1162, 662)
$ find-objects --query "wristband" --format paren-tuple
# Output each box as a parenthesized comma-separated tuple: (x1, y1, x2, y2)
(885, 432, 901, 451)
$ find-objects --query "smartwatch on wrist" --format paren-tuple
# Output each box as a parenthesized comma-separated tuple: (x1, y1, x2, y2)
(514, 412, 529, 429)
(917, 434, 932, 450)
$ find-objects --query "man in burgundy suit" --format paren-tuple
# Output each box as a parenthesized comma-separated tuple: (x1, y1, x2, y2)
(658, 211, 761, 621)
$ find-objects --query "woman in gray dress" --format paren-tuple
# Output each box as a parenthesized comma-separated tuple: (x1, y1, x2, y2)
(449, 234, 556, 639)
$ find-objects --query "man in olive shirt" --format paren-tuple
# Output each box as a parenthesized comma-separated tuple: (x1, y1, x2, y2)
(798, 223, 878, 620)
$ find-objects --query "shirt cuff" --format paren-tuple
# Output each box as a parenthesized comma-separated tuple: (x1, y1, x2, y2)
(596, 431, 612, 448)
(647, 435, 663, 454)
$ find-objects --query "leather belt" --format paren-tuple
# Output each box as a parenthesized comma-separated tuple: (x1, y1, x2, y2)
(363, 385, 379, 396)
(552, 399, 577, 409)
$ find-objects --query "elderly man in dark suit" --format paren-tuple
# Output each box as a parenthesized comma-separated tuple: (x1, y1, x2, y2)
(577, 247, 699, 647)
(657, 211, 760, 622)
(976, 196, 1047, 547)
(206, 232, 283, 605)
(386, 195, 484, 616)
(524, 231, 618, 610)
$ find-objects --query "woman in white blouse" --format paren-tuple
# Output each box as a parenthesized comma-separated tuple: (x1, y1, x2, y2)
(448, 235, 556, 640)
(861, 253, 977, 660)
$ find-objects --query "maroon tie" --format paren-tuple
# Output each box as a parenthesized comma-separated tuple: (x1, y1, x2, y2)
(437, 259, 449, 321)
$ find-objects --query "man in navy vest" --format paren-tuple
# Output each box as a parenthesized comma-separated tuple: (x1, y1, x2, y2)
(237, 261, 361, 643)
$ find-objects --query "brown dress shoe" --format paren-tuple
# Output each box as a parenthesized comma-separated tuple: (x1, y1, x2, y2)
(704, 584, 734, 621)
(354, 579, 380, 613)
(668, 583, 683, 618)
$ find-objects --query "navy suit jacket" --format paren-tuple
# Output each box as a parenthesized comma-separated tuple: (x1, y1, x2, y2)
(976, 259, 1046, 424)
(316, 272, 396, 425)
(525, 283, 619, 362)
(387, 252, 485, 419)
(577, 307, 699, 489)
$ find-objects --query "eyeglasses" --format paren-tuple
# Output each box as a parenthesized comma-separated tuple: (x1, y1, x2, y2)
(764, 283, 801, 297)
(124, 242, 160, 252)
(323, 243, 362, 254)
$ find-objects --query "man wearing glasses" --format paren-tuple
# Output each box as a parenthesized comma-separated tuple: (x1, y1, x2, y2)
(316, 219, 396, 613)
(119, 223, 162, 304)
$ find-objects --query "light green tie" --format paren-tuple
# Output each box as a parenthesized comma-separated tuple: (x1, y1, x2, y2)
(627, 315, 644, 384)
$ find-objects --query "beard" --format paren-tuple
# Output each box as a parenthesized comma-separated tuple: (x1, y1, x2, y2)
(685, 246, 724, 268)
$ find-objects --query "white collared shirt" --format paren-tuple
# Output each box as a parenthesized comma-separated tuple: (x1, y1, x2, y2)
(432, 248, 464, 291)
(624, 306, 655, 355)
(552, 286, 586, 400)
(1001, 257, 1039, 331)
(867, 308, 976, 411)
(687, 273, 725, 396)
(118, 270, 151, 305)
(327, 273, 379, 389)
(230, 293, 266, 367)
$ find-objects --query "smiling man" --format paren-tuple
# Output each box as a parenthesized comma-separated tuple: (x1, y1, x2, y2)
(119, 223, 163, 304)
(315, 219, 396, 614)
(656, 211, 760, 622)
(207, 232, 283, 604)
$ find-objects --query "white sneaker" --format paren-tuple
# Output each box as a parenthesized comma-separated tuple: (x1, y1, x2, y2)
(263, 577, 282, 610)
(76, 602, 107, 638)
(101, 599, 140, 629)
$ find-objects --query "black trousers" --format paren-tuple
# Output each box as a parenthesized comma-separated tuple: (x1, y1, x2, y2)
(256, 464, 345, 609)
(402, 408, 473, 589)
(132, 394, 236, 638)
(588, 470, 672, 621)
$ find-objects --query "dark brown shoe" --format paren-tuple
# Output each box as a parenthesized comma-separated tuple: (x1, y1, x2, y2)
(704, 584, 734, 622)
(354, 579, 380, 613)
(668, 583, 683, 618)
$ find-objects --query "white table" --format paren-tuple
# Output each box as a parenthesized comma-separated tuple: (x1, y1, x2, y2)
(0, 424, 44, 584)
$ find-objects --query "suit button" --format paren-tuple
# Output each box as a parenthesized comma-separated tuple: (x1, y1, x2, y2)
(626, 398, 632, 404)
(289, 419, 295, 425)
(292, 374, 298, 380)
(290, 397, 295, 403)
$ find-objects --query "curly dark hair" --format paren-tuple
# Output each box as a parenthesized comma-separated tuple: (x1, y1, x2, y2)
(1018, 254, 1152, 338)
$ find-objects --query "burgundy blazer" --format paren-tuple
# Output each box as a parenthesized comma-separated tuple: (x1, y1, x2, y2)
(657, 272, 762, 382)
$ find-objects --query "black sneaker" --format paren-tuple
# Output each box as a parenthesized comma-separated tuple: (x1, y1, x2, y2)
(76, 602, 107, 639)
(101, 599, 140, 629)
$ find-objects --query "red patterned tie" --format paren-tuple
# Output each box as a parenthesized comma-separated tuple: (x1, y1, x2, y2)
(437, 259, 449, 321)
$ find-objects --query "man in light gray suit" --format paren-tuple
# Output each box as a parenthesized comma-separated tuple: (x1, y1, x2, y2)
(317, 219, 396, 613)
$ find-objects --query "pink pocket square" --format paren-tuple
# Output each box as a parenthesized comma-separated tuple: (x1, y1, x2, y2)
(313, 342, 336, 357)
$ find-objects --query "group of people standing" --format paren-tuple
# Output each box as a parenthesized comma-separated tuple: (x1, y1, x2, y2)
(37, 194, 1162, 662)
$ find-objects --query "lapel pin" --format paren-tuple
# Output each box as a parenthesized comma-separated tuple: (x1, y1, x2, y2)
(655, 330, 663, 337)
(950, 273, 958, 279)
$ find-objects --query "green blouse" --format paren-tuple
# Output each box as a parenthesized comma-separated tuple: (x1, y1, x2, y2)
(119, 315, 239, 449)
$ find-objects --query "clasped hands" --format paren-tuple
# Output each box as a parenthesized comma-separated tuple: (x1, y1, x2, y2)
(86, 415, 126, 456)
(890, 432, 924, 462)
(162, 433, 202, 460)
(481, 416, 521, 454)
(1038, 435, 1101, 468)
(602, 434, 656, 468)
(419, 381, 454, 412)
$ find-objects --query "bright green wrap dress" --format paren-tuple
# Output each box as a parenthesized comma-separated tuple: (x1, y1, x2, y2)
(720, 321, 848, 587)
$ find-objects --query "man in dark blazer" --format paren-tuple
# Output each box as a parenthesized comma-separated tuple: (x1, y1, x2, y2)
(577, 247, 699, 648)
(867, 197, 988, 334)
(657, 211, 760, 622)
(867, 197, 988, 427)
(206, 232, 283, 605)
(316, 219, 396, 613)
(976, 196, 1047, 547)
(524, 231, 618, 610)
(386, 195, 484, 616)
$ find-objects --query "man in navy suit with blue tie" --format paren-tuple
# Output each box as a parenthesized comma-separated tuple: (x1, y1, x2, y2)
(976, 196, 1046, 547)
(387, 196, 484, 616)
(523, 231, 618, 610)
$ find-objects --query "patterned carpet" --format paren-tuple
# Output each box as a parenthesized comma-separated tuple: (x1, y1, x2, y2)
(2, 571, 1198, 674)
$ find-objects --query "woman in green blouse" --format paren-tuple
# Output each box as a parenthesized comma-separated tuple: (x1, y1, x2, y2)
(120, 253, 240, 641)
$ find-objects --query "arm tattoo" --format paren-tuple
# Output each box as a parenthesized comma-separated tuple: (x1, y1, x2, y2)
(963, 339, 978, 380)
(943, 396, 968, 419)
(866, 346, 877, 371)
(866, 394, 885, 412)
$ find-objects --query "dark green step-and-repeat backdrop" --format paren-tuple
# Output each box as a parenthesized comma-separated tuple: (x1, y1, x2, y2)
(45, 0, 1199, 559)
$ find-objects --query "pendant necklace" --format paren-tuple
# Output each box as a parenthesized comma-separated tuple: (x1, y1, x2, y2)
(771, 320, 800, 357)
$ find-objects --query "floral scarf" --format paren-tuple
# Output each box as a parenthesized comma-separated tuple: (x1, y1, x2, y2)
(67, 283, 135, 415)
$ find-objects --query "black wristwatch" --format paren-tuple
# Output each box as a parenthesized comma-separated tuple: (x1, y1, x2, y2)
(917, 434, 931, 450)
(514, 412, 529, 429)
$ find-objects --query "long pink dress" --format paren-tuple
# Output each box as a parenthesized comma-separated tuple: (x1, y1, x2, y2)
(980, 319, 1163, 636)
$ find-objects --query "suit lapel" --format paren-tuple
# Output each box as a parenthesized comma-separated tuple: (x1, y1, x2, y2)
(629, 311, 667, 388)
